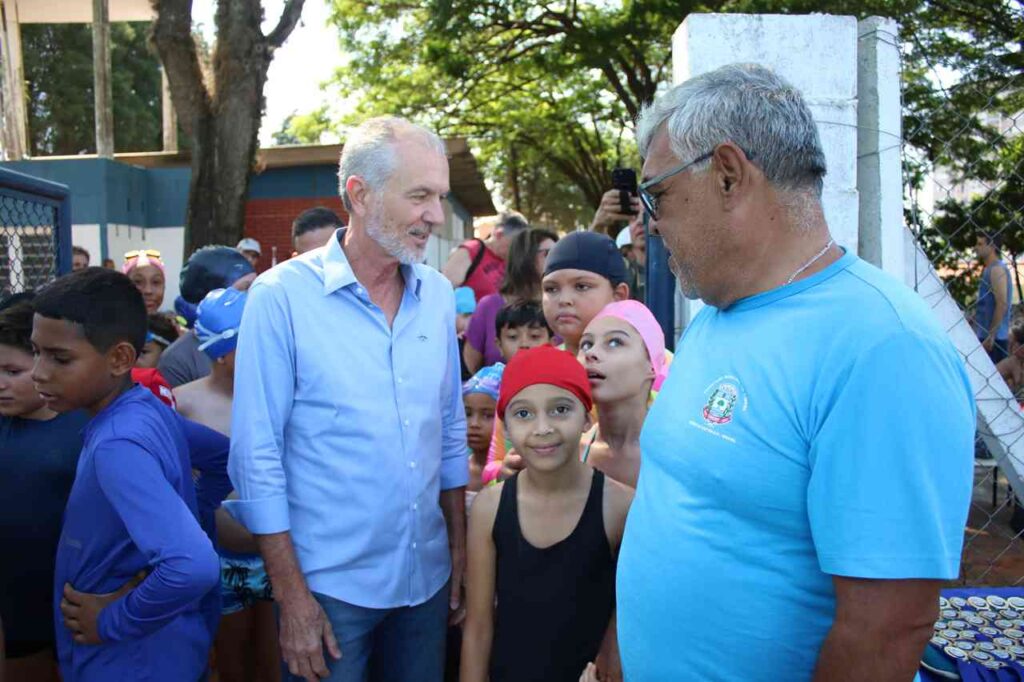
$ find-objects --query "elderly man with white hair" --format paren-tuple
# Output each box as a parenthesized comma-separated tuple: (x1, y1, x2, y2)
(616, 64, 975, 681)
(227, 116, 467, 682)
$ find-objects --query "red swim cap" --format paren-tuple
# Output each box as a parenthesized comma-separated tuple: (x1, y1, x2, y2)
(497, 345, 593, 417)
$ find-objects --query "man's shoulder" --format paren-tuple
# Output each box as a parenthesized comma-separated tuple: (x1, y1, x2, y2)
(830, 257, 947, 343)
(254, 250, 325, 290)
(413, 264, 456, 298)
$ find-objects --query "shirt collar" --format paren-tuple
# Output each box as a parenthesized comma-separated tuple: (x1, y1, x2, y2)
(323, 228, 423, 300)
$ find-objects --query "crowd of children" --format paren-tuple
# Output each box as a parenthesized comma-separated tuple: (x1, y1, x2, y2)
(1, 222, 671, 682)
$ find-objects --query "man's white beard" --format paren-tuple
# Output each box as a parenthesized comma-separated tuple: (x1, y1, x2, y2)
(366, 208, 428, 265)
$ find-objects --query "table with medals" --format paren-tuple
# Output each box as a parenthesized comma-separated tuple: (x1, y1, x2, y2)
(921, 588, 1024, 681)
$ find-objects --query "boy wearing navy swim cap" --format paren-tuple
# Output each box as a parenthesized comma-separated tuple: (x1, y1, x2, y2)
(542, 231, 630, 356)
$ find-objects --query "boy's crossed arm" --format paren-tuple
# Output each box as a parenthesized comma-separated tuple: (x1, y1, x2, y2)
(60, 439, 220, 644)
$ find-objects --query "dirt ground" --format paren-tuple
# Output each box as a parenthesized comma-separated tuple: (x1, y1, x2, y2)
(960, 465, 1024, 586)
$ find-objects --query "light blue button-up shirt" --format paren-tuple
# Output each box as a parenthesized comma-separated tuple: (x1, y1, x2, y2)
(226, 229, 468, 609)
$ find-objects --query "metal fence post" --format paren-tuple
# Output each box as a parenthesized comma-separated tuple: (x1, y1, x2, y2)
(644, 214, 676, 352)
(0, 166, 73, 298)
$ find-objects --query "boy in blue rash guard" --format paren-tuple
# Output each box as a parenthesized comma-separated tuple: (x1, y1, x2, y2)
(30, 267, 228, 682)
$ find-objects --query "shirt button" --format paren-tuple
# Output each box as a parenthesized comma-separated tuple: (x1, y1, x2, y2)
(403, 419, 410, 427)
(409, 461, 416, 469)
(397, 377, 403, 384)
(412, 542, 418, 549)
(412, 503, 418, 511)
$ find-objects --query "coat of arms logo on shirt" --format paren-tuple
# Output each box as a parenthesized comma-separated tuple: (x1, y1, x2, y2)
(703, 382, 738, 424)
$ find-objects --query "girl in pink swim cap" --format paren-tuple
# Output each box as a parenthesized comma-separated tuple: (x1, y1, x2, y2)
(122, 249, 167, 314)
(577, 299, 669, 487)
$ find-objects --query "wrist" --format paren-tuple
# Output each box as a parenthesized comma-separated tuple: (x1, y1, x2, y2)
(273, 580, 313, 606)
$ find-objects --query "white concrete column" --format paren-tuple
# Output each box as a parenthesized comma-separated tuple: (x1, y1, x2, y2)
(0, 0, 28, 159)
(857, 17, 904, 279)
(672, 13, 859, 328)
(92, 0, 114, 158)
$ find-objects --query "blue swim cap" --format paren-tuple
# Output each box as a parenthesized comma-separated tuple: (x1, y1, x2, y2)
(462, 363, 504, 402)
(195, 288, 247, 360)
(455, 286, 477, 315)
(179, 245, 255, 304)
(174, 295, 198, 328)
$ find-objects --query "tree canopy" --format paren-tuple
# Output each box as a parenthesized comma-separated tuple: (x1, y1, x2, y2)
(22, 22, 161, 156)
(275, 0, 1021, 254)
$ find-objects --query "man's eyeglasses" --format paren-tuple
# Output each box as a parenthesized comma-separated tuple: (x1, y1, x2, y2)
(638, 148, 755, 221)
(638, 151, 714, 221)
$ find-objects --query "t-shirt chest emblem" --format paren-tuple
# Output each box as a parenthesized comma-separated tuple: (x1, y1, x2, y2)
(686, 375, 749, 445)
(701, 376, 748, 426)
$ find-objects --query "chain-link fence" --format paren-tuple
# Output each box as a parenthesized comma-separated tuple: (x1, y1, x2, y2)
(0, 166, 72, 299)
(901, 18, 1024, 586)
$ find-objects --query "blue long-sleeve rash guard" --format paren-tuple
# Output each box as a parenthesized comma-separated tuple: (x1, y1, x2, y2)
(54, 385, 229, 681)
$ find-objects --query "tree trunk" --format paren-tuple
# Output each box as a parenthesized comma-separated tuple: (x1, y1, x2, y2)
(151, 0, 304, 256)
(183, 0, 271, 252)
(1012, 252, 1023, 303)
(508, 143, 522, 212)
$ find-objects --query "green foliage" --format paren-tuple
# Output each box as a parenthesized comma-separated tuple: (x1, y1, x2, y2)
(22, 22, 162, 156)
(281, 0, 695, 228)
(273, 107, 333, 146)
(279, 0, 1023, 255)
(897, 1, 1024, 307)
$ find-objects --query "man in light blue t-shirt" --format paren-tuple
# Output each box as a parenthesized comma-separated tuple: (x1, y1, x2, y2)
(620, 63, 975, 682)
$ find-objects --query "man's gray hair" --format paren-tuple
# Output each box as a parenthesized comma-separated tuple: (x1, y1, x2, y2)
(338, 116, 447, 211)
(636, 63, 827, 197)
(497, 210, 529, 234)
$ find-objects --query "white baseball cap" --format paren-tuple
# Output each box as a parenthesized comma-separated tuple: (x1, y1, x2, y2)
(236, 238, 261, 255)
(616, 227, 632, 249)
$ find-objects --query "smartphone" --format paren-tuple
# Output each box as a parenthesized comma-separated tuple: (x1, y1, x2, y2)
(611, 168, 638, 215)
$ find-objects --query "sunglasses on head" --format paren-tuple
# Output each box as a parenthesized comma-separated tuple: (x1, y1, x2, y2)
(125, 249, 163, 260)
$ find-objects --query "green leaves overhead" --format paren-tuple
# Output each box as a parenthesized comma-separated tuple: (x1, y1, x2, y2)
(22, 22, 162, 156)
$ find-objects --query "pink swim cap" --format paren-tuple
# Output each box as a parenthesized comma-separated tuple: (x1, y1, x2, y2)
(590, 300, 668, 391)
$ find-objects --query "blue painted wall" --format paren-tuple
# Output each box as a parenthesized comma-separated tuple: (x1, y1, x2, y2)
(0, 159, 476, 230)
(249, 165, 340, 199)
(146, 167, 191, 227)
(0, 159, 345, 228)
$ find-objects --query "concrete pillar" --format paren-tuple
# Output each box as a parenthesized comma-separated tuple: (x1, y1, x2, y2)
(92, 0, 114, 158)
(857, 17, 904, 279)
(671, 13, 859, 328)
(0, 0, 28, 159)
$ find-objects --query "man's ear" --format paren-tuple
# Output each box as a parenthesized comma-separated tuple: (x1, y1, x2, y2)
(345, 175, 373, 218)
(108, 341, 137, 377)
(613, 282, 630, 301)
(713, 143, 752, 207)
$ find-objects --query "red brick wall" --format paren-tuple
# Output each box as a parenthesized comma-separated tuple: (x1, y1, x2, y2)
(243, 197, 349, 273)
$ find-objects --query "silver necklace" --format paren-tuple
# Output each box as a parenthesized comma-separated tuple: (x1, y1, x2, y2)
(786, 238, 835, 285)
